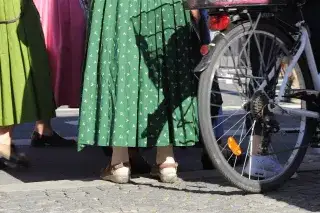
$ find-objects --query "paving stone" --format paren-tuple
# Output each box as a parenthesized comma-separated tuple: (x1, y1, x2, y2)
(1, 145, 320, 213)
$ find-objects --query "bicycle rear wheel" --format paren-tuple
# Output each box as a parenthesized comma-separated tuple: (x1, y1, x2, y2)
(199, 21, 316, 193)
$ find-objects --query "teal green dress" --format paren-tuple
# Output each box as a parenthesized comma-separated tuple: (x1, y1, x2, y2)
(0, 0, 56, 126)
(78, 0, 200, 149)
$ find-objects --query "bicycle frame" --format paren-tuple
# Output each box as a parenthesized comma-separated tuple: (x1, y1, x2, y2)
(261, 24, 320, 119)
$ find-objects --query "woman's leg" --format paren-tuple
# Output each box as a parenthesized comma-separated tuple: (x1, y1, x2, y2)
(0, 126, 13, 159)
(35, 120, 53, 136)
(190, 10, 200, 23)
(154, 145, 177, 183)
(111, 147, 130, 165)
(156, 146, 175, 165)
(31, 120, 76, 147)
(0, 126, 29, 168)
(101, 147, 131, 183)
(102, 147, 151, 174)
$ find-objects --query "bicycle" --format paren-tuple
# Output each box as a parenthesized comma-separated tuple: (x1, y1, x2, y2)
(184, 0, 320, 193)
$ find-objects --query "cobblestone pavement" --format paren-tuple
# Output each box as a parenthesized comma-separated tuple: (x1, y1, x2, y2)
(3, 111, 320, 213)
(0, 146, 319, 213)
(0, 170, 320, 213)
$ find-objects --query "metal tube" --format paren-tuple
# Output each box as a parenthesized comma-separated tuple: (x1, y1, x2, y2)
(269, 105, 320, 119)
(276, 27, 308, 103)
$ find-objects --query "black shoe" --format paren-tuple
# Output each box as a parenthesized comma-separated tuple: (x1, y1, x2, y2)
(31, 131, 76, 147)
(0, 144, 29, 169)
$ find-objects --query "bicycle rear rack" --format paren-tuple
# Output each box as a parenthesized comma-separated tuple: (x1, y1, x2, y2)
(183, 0, 288, 10)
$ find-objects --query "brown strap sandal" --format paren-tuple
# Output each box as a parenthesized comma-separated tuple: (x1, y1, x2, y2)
(100, 162, 131, 184)
(150, 163, 178, 183)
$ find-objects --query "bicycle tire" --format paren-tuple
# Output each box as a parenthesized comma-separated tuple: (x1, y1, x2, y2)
(198, 21, 317, 193)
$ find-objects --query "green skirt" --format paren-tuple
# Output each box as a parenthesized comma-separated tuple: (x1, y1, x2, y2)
(78, 0, 201, 149)
(0, 0, 56, 126)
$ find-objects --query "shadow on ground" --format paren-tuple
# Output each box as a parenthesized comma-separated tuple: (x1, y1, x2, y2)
(265, 172, 320, 212)
(2, 146, 206, 183)
(4, 115, 320, 211)
(2, 145, 320, 211)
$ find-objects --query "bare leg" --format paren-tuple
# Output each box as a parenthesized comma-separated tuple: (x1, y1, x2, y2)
(0, 126, 13, 159)
(111, 147, 129, 165)
(35, 120, 53, 136)
(102, 147, 151, 174)
(191, 10, 201, 24)
(101, 147, 130, 183)
(32, 120, 75, 147)
(156, 145, 175, 165)
(0, 126, 29, 167)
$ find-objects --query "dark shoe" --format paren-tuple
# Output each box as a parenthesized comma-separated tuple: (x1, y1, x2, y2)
(0, 144, 29, 169)
(31, 131, 76, 147)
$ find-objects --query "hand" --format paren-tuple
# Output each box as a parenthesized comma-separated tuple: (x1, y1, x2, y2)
(191, 10, 201, 24)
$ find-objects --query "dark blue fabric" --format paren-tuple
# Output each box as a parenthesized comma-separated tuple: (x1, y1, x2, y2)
(199, 9, 211, 44)
(198, 9, 224, 138)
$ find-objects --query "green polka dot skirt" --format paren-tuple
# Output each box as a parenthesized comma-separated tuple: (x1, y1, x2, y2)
(78, 0, 201, 149)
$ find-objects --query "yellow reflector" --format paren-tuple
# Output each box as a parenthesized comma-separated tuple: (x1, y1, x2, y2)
(227, 137, 242, 156)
